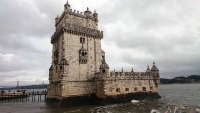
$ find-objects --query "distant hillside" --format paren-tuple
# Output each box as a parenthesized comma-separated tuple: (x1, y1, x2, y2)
(161, 75, 200, 84)
(0, 84, 48, 90)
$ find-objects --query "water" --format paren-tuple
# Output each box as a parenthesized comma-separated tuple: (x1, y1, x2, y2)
(0, 84, 200, 113)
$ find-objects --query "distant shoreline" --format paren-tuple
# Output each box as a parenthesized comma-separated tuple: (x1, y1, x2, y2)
(0, 84, 48, 90)
(160, 82, 200, 85)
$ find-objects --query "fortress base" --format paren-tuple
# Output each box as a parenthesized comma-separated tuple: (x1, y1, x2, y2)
(46, 92, 161, 107)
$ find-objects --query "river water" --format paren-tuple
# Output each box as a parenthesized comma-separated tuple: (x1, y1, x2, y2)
(0, 84, 200, 113)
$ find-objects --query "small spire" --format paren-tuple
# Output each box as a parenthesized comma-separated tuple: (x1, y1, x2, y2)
(122, 68, 124, 72)
(87, 7, 89, 10)
(131, 68, 134, 72)
(153, 61, 156, 66)
(147, 65, 149, 68)
(56, 15, 59, 18)
(65, 0, 71, 7)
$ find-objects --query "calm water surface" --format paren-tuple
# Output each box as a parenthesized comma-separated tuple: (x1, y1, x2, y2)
(0, 84, 200, 113)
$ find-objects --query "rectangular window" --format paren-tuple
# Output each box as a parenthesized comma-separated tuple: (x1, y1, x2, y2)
(143, 87, 146, 91)
(116, 88, 120, 92)
(125, 88, 129, 92)
(134, 87, 138, 91)
(80, 37, 85, 43)
(80, 37, 82, 43)
(109, 87, 112, 92)
(60, 66, 62, 69)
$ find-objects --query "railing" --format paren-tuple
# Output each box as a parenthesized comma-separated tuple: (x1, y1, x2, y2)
(0, 91, 47, 102)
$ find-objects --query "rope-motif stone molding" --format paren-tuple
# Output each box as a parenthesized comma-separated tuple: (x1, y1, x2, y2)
(65, 23, 103, 37)
(51, 23, 103, 43)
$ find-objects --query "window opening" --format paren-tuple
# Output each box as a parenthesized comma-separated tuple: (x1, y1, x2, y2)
(116, 88, 120, 92)
(143, 87, 146, 91)
(134, 87, 138, 91)
(82, 52, 85, 56)
(80, 37, 85, 43)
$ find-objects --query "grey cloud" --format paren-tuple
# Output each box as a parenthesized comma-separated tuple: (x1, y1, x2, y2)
(97, 0, 200, 78)
(0, 0, 55, 38)
(0, 0, 199, 86)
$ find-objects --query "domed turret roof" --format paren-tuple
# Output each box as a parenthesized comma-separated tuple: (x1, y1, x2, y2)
(59, 57, 69, 65)
(151, 61, 159, 71)
(146, 65, 151, 72)
(64, 0, 71, 7)
(100, 61, 109, 69)
(84, 7, 92, 16)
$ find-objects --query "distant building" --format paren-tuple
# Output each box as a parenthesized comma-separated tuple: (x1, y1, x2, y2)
(47, 1, 160, 106)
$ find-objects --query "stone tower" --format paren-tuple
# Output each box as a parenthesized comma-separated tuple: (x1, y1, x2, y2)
(48, 1, 107, 99)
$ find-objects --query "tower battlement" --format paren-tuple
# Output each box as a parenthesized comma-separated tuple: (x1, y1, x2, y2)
(51, 23, 103, 43)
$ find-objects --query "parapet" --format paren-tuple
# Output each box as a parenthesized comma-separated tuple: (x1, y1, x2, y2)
(107, 71, 158, 80)
(55, 7, 98, 27)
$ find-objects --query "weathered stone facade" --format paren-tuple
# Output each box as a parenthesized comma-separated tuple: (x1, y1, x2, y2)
(47, 1, 160, 106)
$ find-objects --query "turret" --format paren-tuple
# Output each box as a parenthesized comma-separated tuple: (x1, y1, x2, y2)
(64, 0, 71, 12)
(84, 7, 92, 17)
(151, 61, 160, 87)
(59, 57, 69, 75)
(146, 65, 151, 73)
(49, 65, 53, 82)
(99, 51, 109, 75)
(55, 15, 60, 25)
(93, 9, 98, 21)
(151, 61, 159, 73)
(131, 68, 134, 72)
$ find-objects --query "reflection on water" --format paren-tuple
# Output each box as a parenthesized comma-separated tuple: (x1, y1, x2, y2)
(0, 84, 200, 113)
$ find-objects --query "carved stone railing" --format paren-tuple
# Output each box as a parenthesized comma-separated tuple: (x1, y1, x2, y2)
(94, 71, 160, 81)
(64, 23, 103, 37)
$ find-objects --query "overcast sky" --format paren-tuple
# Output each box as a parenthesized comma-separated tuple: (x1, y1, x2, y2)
(0, 0, 199, 86)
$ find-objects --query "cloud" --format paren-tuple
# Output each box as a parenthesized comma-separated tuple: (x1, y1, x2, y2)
(0, 0, 200, 86)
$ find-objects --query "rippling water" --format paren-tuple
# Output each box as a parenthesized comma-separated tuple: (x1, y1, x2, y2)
(0, 84, 200, 113)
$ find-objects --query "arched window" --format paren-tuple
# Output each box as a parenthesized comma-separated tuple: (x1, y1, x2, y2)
(80, 37, 85, 43)
(80, 37, 82, 43)
(82, 52, 84, 56)
(83, 38, 85, 43)
(103, 69, 106, 73)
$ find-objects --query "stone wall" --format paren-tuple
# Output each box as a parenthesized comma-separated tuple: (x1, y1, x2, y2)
(103, 79, 157, 96)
